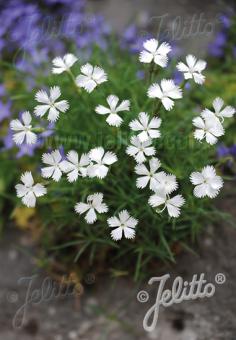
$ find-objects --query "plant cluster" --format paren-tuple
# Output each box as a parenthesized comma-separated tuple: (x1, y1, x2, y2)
(4, 37, 235, 279)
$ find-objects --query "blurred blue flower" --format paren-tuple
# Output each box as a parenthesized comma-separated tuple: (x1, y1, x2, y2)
(233, 47, 236, 58)
(0, 0, 110, 73)
(0, 101, 12, 122)
(121, 24, 153, 54)
(123, 25, 137, 43)
(229, 145, 236, 157)
(136, 70, 145, 80)
(220, 14, 231, 29)
(16, 143, 39, 158)
(173, 70, 183, 85)
(209, 31, 226, 57)
(217, 143, 236, 163)
(217, 144, 236, 174)
(217, 144, 230, 158)
(2, 129, 14, 151)
(0, 84, 6, 97)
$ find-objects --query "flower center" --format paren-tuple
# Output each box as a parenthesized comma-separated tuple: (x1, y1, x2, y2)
(24, 125, 32, 131)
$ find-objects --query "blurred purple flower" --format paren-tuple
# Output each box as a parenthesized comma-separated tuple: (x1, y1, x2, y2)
(0, 101, 12, 122)
(43, 0, 76, 5)
(136, 70, 145, 80)
(39, 122, 55, 139)
(121, 24, 180, 58)
(16, 143, 39, 158)
(233, 47, 236, 58)
(0, 84, 6, 97)
(217, 144, 236, 173)
(0, 0, 110, 73)
(173, 70, 183, 85)
(209, 31, 226, 57)
(123, 25, 137, 43)
(229, 145, 236, 158)
(217, 144, 236, 160)
(217, 144, 230, 158)
(169, 44, 181, 58)
(220, 14, 231, 29)
(58, 145, 66, 159)
(121, 24, 153, 54)
(2, 129, 14, 150)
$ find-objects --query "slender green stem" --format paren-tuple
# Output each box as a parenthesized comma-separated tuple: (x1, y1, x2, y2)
(148, 63, 159, 83)
(66, 69, 81, 95)
(31, 127, 45, 133)
(180, 79, 189, 90)
(153, 99, 162, 115)
(148, 63, 154, 83)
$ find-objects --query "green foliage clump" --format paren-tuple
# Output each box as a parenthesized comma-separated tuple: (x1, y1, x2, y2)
(1, 44, 234, 280)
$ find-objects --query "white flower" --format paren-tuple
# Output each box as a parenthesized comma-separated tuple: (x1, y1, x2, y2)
(15, 171, 47, 208)
(139, 38, 171, 67)
(76, 63, 107, 93)
(135, 157, 178, 193)
(34, 86, 69, 122)
(152, 171, 178, 194)
(75, 193, 108, 224)
(201, 97, 235, 121)
(192, 114, 224, 145)
(107, 210, 138, 241)
(95, 95, 130, 127)
(190, 166, 223, 198)
(149, 189, 185, 218)
(10, 111, 37, 145)
(88, 147, 117, 179)
(126, 136, 156, 163)
(129, 112, 161, 142)
(135, 157, 162, 190)
(41, 149, 68, 182)
(52, 54, 78, 74)
(176, 55, 206, 85)
(63, 151, 90, 182)
(147, 79, 182, 111)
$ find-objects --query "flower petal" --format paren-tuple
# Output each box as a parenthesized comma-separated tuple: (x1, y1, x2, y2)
(85, 208, 97, 224)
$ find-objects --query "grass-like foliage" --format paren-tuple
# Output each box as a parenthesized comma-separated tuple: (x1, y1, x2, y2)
(1, 42, 234, 281)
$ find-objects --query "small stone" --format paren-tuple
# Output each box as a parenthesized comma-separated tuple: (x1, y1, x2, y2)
(68, 330, 78, 339)
(48, 307, 56, 316)
(78, 321, 92, 335)
(55, 335, 63, 340)
(8, 249, 18, 260)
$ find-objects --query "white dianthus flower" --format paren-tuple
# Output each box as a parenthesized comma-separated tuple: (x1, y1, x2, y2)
(190, 166, 223, 198)
(15, 172, 47, 208)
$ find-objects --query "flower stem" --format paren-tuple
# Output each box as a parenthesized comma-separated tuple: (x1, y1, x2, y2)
(148, 63, 159, 83)
(67, 69, 81, 95)
(180, 79, 188, 90)
(148, 63, 154, 82)
(32, 127, 45, 133)
(153, 99, 162, 115)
